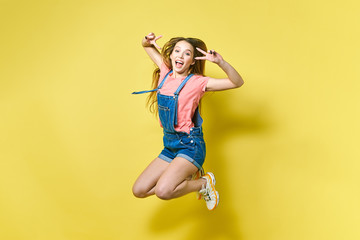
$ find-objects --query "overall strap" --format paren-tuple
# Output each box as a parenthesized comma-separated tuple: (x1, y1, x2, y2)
(173, 73, 194, 126)
(174, 74, 194, 96)
(132, 70, 173, 94)
(158, 70, 172, 90)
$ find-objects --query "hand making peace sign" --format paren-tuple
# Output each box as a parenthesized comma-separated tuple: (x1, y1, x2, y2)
(144, 32, 163, 50)
(195, 47, 224, 65)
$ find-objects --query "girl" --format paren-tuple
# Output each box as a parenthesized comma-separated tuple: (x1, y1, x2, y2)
(132, 32, 244, 210)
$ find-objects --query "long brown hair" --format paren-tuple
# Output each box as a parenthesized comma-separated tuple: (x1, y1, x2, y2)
(146, 37, 207, 114)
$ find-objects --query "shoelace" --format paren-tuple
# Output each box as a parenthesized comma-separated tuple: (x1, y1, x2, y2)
(199, 187, 211, 201)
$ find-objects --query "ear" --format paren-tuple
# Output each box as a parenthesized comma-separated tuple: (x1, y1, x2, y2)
(191, 60, 195, 65)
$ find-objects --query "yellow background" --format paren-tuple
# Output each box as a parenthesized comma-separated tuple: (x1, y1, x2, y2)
(1, 0, 359, 239)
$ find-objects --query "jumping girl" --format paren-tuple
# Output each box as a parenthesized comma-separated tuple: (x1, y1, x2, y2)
(132, 32, 244, 210)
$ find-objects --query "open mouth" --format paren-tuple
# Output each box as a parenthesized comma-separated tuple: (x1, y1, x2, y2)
(175, 60, 184, 68)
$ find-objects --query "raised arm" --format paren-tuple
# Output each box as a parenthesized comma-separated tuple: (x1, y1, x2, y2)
(195, 48, 244, 91)
(142, 33, 163, 68)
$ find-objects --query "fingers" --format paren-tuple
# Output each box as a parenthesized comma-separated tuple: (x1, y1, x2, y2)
(145, 33, 162, 49)
(196, 47, 217, 57)
(153, 35, 163, 49)
(196, 47, 207, 55)
(145, 32, 156, 40)
(155, 35, 163, 41)
(194, 56, 207, 60)
(153, 42, 162, 50)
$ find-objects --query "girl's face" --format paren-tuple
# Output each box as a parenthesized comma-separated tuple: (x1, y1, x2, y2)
(170, 40, 195, 77)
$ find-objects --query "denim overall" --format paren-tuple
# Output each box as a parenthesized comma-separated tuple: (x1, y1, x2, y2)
(133, 70, 206, 169)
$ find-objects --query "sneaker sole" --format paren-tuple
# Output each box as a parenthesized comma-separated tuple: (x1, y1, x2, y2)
(205, 172, 219, 211)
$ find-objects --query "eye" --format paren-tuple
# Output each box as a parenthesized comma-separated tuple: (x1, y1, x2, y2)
(175, 50, 179, 53)
(186, 52, 191, 56)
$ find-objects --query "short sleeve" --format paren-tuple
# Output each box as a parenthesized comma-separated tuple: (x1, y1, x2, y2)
(192, 75, 210, 93)
(201, 76, 210, 92)
(158, 62, 171, 86)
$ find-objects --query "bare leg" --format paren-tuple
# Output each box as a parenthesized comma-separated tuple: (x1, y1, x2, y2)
(155, 157, 206, 200)
(132, 157, 169, 198)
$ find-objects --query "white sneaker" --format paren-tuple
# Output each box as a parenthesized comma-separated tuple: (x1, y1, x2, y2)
(192, 168, 205, 200)
(199, 172, 219, 211)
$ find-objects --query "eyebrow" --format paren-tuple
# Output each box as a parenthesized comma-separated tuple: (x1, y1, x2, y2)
(174, 46, 193, 53)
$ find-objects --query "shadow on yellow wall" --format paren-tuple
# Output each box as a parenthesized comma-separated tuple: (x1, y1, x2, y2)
(147, 90, 269, 239)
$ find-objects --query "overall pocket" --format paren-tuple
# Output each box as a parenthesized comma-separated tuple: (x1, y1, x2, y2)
(158, 105, 175, 132)
(179, 135, 196, 149)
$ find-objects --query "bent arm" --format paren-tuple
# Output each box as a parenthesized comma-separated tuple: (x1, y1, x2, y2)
(142, 34, 163, 68)
(206, 60, 244, 91)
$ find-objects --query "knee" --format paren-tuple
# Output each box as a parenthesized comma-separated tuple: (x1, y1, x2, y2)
(155, 185, 173, 200)
(132, 184, 147, 198)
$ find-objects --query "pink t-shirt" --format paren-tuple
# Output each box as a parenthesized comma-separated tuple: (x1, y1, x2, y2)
(158, 62, 209, 133)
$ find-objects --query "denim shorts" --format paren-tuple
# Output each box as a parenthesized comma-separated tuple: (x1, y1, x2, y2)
(158, 127, 206, 170)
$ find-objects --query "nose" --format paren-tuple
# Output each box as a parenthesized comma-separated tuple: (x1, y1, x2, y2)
(179, 51, 185, 58)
